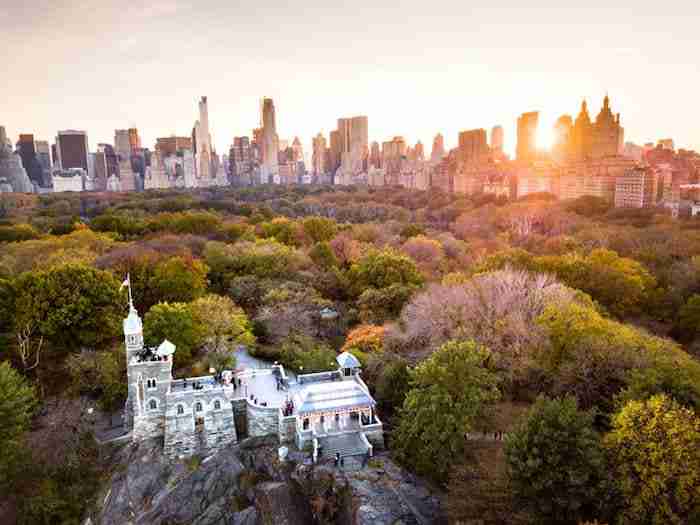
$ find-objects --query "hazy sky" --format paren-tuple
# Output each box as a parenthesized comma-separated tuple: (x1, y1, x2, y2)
(2, 0, 699, 157)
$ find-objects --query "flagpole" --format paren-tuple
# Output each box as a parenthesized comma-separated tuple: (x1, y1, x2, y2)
(127, 273, 133, 310)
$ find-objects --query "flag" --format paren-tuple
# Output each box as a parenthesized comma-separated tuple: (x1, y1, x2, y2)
(120, 276, 129, 291)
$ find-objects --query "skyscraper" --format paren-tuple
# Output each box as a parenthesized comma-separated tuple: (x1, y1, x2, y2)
(516, 112, 539, 162)
(193, 96, 212, 179)
(156, 136, 192, 157)
(291, 137, 303, 162)
(114, 130, 131, 160)
(490, 126, 504, 155)
(553, 115, 574, 163)
(35, 140, 52, 186)
(369, 141, 381, 168)
(312, 133, 327, 175)
(260, 97, 279, 183)
(56, 130, 89, 173)
(458, 129, 489, 165)
(128, 128, 141, 152)
(431, 133, 445, 163)
(16, 134, 44, 186)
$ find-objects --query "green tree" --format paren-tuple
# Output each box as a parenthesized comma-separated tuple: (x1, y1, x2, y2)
(309, 241, 339, 269)
(143, 302, 204, 369)
(676, 293, 700, 341)
(189, 294, 255, 370)
(278, 333, 337, 374)
(13, 263, 122, 350)
(0, 361, 37, 488)
(505, 396, 606, 524)
(392, 340, 500, 483)
(150, 256, 208, 304)
(347, 248, 424, 297)
(302, 216, 338, 243)
(357, 283, 415, 324)
(66, 348, 127, 411)
(604, 395, 700, 525)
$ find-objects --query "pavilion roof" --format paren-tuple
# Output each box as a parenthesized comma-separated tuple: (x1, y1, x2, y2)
(294, 380, 375, 416)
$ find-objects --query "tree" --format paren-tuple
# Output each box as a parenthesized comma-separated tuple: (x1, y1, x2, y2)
(0, 361, 37, 488)
(676, 293, 700, 341)
(189, 294, 255, 370)
(143, 302, 204, 369)
(367, 352, 411, 416)
(347, 248, 424, 297)
(278, 333, 337, 374)
(302, 216, 337, 243)
(150, 256, 208, 304)
(66, 348, 127, 411)
(604, 395, 700, 525)
(13, 263, 122, 351)
(309, 241, 339, 269)
(505, 396, 606, 524)
(392, 340, 501, 483)
(357, 284, 415, 324)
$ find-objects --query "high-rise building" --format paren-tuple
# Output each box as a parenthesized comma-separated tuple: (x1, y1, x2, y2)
(553, 115, 574, 162)
(615, 166, 659, 209)
(328, 130, 341, 177)
(35, 140, 52, 187)
(490, 126, 504, 155)
(156, 136, 193, 157)
(56, 130, 89, 173)
(114, 130, 131, 161)
(431, 133, 445, 163)
(291, 137, 303, 162)
(335, 116, 368, 174)
(128, 128, 141, 152)
(16, 134, 45, 186)
(569, 97, 624, 160)
(94, 143, 119, 191)
(414, 141, 425, 161)
(312, 133, 327, 175)
(516, 112, 539, 162)
(369, 141, 381, 168)
(0, 126, 33, 193)
(260, 97, 279, 182)
(193, 96, 213, 179)
(458, 129, 489, 165)
(658, 139, 675, 151)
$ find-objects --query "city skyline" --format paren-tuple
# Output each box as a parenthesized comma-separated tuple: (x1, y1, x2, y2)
(2, 1, 700, 156)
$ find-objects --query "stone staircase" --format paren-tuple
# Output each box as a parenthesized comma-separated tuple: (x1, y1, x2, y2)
(318, 432, 369, 461)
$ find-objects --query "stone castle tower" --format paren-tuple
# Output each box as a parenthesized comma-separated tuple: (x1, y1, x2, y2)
(123, 299, 174, 440)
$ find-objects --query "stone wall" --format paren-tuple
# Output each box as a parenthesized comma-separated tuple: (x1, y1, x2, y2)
(163, 388, 237, 458)
(247, 401, 280, 438)
(278, 413, 297, 444)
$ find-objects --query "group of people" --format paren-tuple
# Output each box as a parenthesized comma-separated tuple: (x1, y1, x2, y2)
(282, 398, 295, 416)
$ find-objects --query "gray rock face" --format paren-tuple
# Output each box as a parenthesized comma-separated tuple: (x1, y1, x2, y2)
(94, 439, 445, 525)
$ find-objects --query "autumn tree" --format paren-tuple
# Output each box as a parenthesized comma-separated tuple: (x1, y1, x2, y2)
(278, 333, 337, 374)
(392, 340, 501, 483)
(347, 247, 424, 297)
(604, 395, 700, 525)
(189, 294, 255, 370)
(0, 361, 37, 488)
(13, 263, 122, 351)
(302, 216, 338, 243)
(505, 396, 607, 524)
(150, 255, 208, 304)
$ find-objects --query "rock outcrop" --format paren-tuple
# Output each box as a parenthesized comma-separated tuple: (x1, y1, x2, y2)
(94, 437, 445, 525)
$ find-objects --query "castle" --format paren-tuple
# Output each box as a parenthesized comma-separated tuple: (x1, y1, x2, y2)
(122, 291, 384, 461)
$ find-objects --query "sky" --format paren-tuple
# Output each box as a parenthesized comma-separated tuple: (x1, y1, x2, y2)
(2, 0, 699, 158)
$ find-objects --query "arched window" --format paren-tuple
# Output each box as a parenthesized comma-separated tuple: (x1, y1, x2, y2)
(195, 402, 203, 412)
(177, 405, 184, 415)
(148, 399, 157, 410)
(147, 378, 157, 390)
(214, 400, 221, 410)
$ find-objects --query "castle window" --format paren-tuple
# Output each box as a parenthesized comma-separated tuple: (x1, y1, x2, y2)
(195, 402, 203, 412)
(148, 399, 157, 410)
(147, 378, 157, 390)
(177, 405, 184, 415)
(214, 400, 221, 410)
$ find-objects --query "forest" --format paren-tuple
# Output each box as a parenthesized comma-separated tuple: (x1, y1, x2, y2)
(1, 185, 699, 524)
